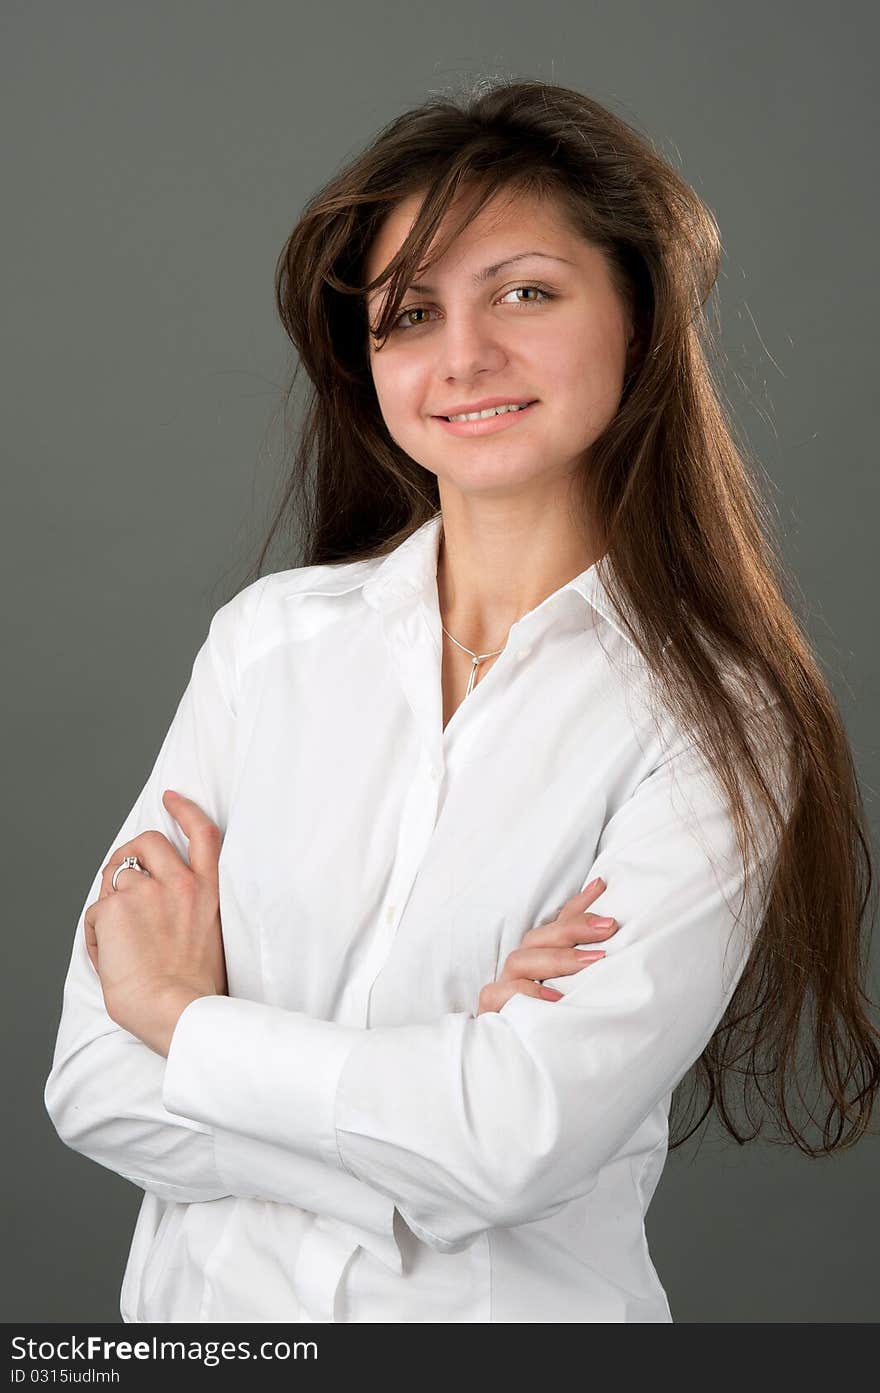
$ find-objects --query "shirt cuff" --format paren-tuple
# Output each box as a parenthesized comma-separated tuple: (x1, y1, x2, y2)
(162, 994, 363, 1172)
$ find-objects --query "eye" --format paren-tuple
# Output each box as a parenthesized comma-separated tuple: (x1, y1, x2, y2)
(390, 284, 556, 330)
(499, 285, 554, 308)
(392, 305, 436, 330)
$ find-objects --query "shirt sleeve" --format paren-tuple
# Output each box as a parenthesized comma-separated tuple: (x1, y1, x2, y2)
(43, 575, 402, 1270)
(162, 698, 794, 1253)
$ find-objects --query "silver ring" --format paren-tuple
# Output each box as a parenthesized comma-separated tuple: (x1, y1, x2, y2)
(111, 855, 149, 892)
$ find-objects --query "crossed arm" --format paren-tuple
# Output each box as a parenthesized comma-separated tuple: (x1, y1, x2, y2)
(45, 581, 791, 1262)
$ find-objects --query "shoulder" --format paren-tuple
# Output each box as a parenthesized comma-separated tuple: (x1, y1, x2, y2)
(258, 556, 383, 605)
(217, 555, 383, 622)
(208, 556, 384, 678)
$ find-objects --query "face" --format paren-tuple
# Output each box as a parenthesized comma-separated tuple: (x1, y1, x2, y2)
(364, 186, 635, 504)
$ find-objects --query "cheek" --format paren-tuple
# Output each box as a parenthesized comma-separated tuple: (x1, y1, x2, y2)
(562, 321, 628, 400)
(370, 357, 423, 423)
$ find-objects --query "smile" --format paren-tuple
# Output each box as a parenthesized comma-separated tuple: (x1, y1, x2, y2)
(434, 401, 539, 435)
(447, 402, 533, 421)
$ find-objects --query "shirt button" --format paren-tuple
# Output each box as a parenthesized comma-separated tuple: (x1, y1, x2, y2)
(386, 904, 396, 925)
(515, 643, 533, 661)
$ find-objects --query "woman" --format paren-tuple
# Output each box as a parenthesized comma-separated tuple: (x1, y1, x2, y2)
(44, 78, 878, 1323)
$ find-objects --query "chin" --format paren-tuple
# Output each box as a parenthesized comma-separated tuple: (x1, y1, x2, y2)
(441, 464, 554, 493)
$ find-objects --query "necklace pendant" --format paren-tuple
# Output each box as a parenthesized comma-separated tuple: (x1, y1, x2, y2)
(465, 658, 479, 697)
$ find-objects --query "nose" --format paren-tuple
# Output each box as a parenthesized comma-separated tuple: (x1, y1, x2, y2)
(435, 310, 507, 382)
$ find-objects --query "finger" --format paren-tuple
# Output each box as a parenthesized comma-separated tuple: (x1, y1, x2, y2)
(529, 879, 607, 933)
(477, 978, 555, 1015)
(100, 862, 144, 898)
(499, 944, 607, 983)
(521, 911, 618, 950)
(99, 861, 152, 904)
(561, 876, 606, 914)
(103, 824, 193, 888)
(85, 934, 99, 972)
(101, 804, 210, 892)
(162, 790, 223, 881)
(83, 905, 99, 959)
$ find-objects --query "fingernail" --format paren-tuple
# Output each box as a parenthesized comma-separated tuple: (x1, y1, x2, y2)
(575, 949, 606, 961)
(540, 986, 564, 1000)
(585, 877, 604, 892)
(592, 917, 616, 928)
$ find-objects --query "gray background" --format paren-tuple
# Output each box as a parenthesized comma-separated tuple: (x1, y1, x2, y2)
(3, 1, 877, 1323)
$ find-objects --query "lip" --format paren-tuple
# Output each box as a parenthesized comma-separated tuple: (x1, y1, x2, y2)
(432, 399, 539, 436)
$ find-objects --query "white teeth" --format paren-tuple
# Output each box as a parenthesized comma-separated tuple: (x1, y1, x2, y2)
(447, 402, 531, 422)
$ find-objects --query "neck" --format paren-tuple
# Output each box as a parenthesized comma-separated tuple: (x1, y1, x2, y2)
(435, 495, 602, 653)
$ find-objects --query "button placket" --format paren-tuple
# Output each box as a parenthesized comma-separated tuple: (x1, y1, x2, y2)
(335, 605, 446, 1028)
(441, 619, 538, 768)
(302, 760, 441, 1321)
(360, 759, 441, 1022)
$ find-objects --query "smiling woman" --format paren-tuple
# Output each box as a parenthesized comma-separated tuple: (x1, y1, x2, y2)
(45, 77, 878, 1326)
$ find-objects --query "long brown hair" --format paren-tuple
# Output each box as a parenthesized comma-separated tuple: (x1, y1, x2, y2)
(237, 78, 878, 1156)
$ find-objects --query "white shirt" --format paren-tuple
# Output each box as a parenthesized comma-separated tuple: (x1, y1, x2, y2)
(44, 510, 787, 1323)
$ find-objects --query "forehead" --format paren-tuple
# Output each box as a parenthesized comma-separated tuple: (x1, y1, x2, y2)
(364, 187, 577, 283)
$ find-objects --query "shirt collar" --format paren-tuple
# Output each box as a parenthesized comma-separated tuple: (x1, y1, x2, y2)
(359, 510, 636, 649)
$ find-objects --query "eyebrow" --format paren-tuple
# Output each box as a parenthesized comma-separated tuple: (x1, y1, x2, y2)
(372, 251, 574, 300)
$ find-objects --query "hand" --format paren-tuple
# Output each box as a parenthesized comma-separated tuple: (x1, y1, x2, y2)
(476, 877, 617, 1015)
(83, 789, 229, 1056)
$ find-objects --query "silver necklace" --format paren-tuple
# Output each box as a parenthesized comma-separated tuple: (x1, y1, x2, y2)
(441, 624, 507, 698)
